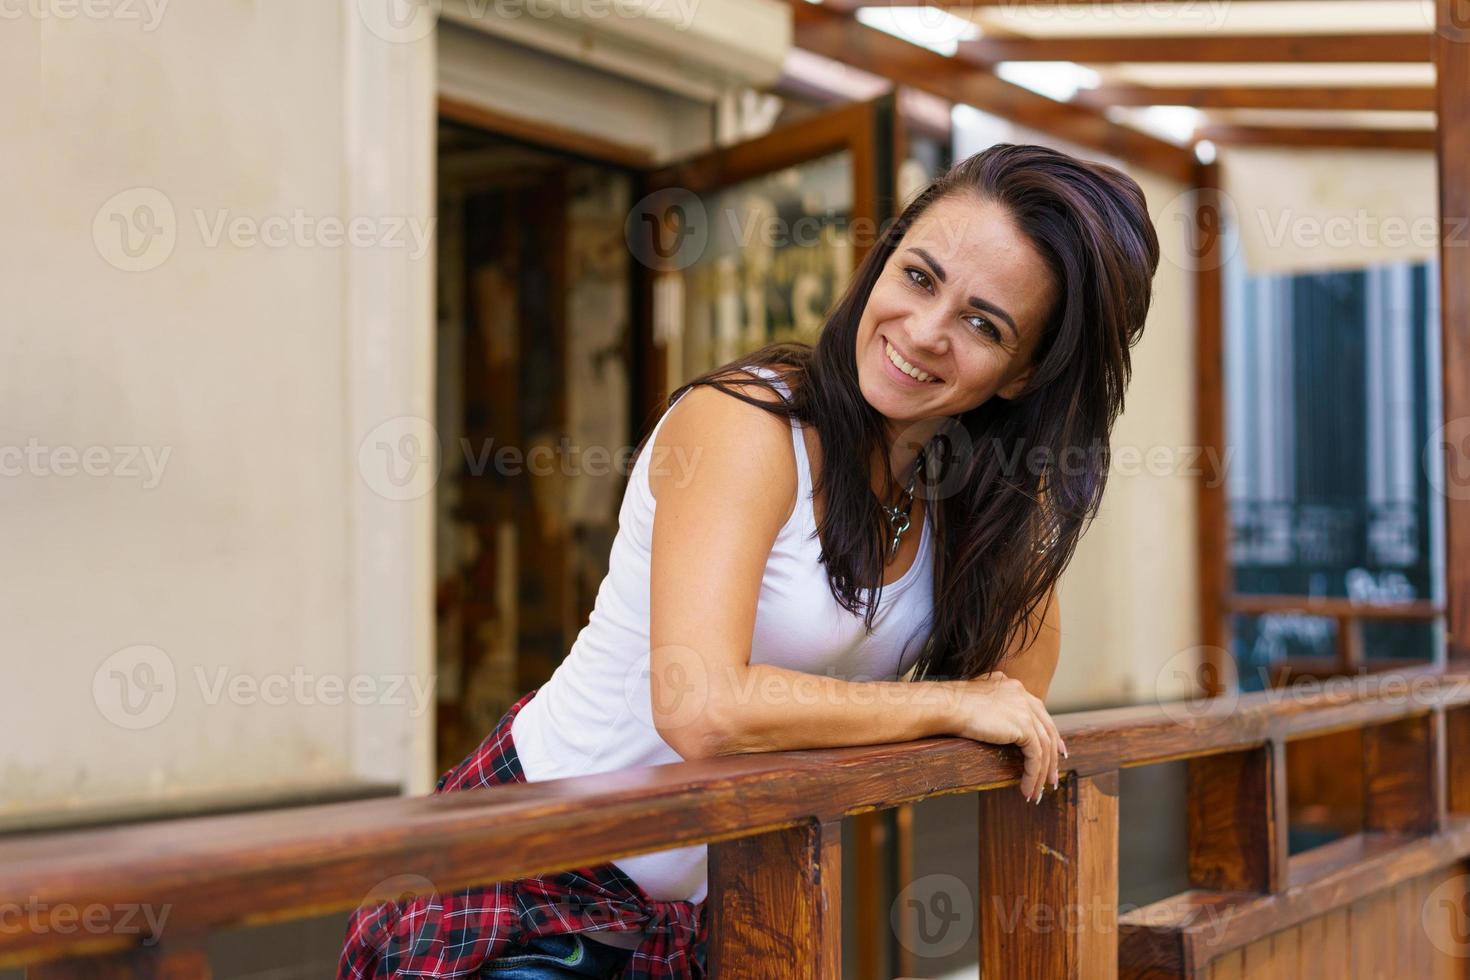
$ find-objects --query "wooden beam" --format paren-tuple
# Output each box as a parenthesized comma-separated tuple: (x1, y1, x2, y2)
(959, 34, 1431, 64)
(1083, 85, 1435, 111)
(790, 2, 1196, 183)
(930, 0, 1390, 5)
(436, 95, 653, 169)
(1436, 0, 1470, 660)
(1197, 125, 1436, 150)
(708, 820, 843, 977)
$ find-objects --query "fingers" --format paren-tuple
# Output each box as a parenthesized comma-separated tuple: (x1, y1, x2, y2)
(1031, 713, 1055, 804)
(1035, 703, 1064, 791)
(1014, 720, 1043, 802)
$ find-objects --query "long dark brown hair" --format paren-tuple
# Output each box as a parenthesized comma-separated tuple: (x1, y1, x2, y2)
(645, 143, 1160, 682)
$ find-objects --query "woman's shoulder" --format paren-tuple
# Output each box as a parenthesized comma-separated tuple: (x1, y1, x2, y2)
(646, 370, 799, 509)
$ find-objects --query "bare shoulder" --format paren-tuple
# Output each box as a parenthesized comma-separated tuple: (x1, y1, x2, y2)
(646, 372, 797, 524)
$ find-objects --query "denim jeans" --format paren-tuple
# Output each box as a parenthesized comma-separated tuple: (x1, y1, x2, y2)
(479, 932, 633, 979)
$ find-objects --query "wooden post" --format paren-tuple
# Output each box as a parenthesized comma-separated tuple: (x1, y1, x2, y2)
(1187, 741, 1289, 893)
(1194, 160, 1231, 694)
(1436, 0, 1470, 660)
(707, 819, 842, 978)
(978, 771, 1121, 979)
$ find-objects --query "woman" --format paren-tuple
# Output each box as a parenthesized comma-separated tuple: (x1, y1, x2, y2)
(338, 142, 1159, 979)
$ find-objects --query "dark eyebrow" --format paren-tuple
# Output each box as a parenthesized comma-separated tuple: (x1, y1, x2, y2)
(906, 247, 1019, 342)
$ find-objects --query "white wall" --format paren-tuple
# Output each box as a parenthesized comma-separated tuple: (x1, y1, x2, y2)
(0, 1, 436, 822)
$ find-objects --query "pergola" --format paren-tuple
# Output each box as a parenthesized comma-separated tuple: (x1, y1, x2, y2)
(790, 0, 1467, 682)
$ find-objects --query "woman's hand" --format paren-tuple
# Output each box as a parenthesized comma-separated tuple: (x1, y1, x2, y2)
(948, 670, 1067, 803)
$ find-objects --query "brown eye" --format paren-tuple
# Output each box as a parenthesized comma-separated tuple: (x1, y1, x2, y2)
(904, 267, 933, 292)
(965, 314, 1001, 342)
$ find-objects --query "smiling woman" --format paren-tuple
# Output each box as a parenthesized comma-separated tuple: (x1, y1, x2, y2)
(341, 143, 1160, 980)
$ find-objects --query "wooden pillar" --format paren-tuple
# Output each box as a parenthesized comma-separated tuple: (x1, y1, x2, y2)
(1187, 741, 1289, 893)
(1436, 0, 1470, 660)
(978, 771, 1121, 979)
(1193, 160, 1231, 693)
(707, 819, 842, 978)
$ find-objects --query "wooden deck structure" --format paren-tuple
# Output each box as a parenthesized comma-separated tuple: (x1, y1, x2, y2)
(7, 665, 1470, 977)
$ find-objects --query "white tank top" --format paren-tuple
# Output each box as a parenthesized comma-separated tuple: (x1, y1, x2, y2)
(509, 365, 935, 906)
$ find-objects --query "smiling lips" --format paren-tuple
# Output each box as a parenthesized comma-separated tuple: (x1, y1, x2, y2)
(884, 336, 942, 384)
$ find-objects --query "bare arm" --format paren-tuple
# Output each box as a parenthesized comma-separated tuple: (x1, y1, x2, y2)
(646, 381, 1062, 800)
(997, 584, 1061, 702)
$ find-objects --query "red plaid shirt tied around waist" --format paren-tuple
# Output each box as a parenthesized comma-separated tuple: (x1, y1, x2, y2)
(337, 688, 709, 979)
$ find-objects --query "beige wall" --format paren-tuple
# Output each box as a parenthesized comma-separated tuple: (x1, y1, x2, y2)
(0, 1, 436, 822)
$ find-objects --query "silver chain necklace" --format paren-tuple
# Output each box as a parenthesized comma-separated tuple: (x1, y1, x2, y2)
(881, 450, 924, 563)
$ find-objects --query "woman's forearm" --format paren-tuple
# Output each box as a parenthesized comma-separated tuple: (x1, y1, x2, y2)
(699, 662, 962, 756)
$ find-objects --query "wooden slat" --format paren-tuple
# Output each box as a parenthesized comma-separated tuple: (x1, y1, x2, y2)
(1364, 712, 1445, 834)
(959, 34, 1431, 64)
(707, 819, 842, 977)
(789, 1, 1196, 183)
(1448, 708, 1470, 813)
(978, 770, 1120, 978)
(1437, 0, 1470, 661)
(1196, 125, 1436, 151)
(1187, 743, 1288, 894)
(1084, 85, 1435, 111)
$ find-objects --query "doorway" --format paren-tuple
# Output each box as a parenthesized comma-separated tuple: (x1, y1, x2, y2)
(433, 118, 639, 770)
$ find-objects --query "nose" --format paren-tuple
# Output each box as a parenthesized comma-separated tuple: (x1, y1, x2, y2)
(904, 302, 950, 357)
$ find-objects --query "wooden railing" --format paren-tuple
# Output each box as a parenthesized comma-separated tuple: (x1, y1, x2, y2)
(1227, 594, 1446, 682)
(6, 663, 1470, 978)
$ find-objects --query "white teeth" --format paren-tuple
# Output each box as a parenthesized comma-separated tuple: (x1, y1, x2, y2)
(885, 339, 938, 383)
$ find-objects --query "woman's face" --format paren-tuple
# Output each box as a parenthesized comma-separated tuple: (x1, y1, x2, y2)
(855, 192, 1055, 430)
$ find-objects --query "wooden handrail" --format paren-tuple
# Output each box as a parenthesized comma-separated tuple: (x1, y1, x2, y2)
(6, 662, 1470, 975)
